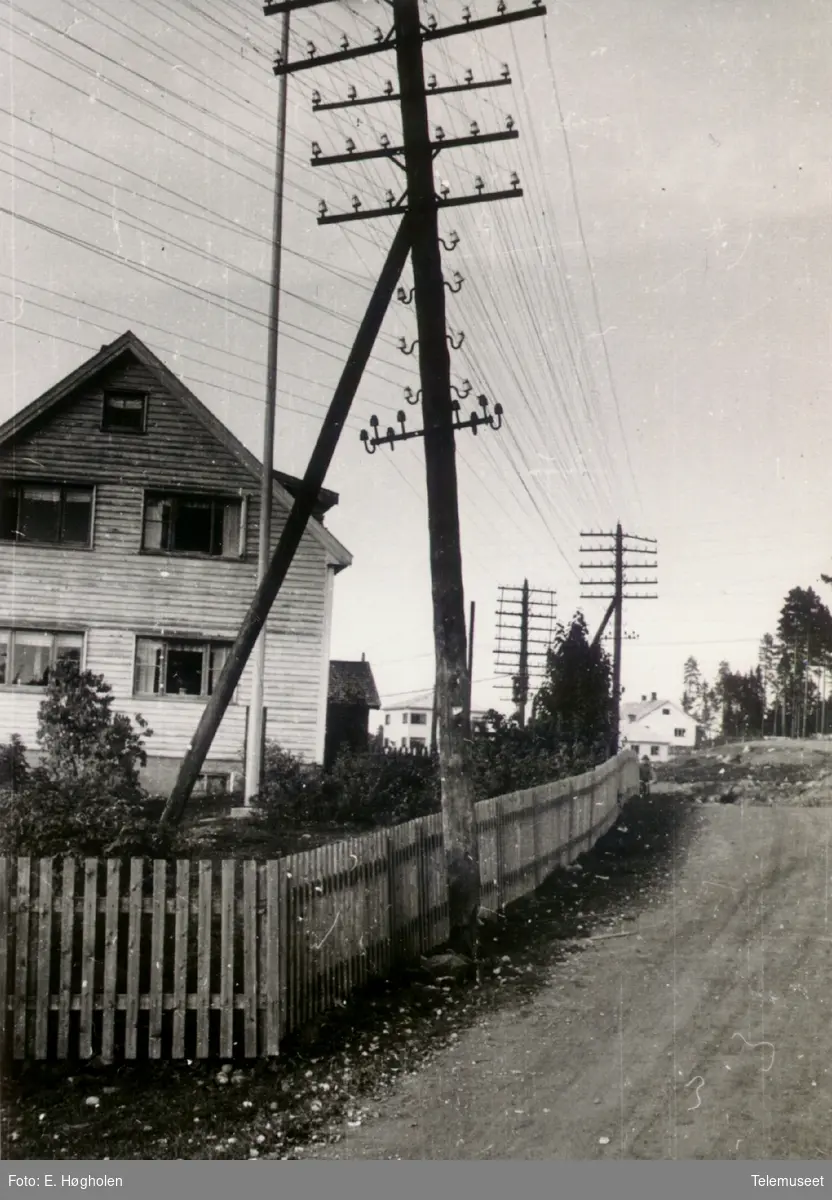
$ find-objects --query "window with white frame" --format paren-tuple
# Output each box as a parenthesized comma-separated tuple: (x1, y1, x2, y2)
(410, 712, 427, 725)
(142, 492, 243, 559)
(0, 482, 94, 547)
(133, 637, 232, 698)
(402, 712, 409, 724)
(650, 745, 660, 757)
(0, 629, 84, 686)
(674, 727, 686, 738)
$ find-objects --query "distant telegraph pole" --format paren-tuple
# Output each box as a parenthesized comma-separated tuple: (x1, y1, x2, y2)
(494, 581, 557, 725)
(580, 524, 658, 755)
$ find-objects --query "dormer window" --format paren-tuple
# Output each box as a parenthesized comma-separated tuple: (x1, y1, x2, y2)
(102, 390, 146, 433)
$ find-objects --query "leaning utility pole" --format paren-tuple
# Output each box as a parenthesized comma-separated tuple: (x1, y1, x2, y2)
(580, 525, 658, 756)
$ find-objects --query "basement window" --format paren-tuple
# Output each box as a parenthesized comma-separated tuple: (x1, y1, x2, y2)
(142, 492, 244, 558)
(0, 483, 94, 547)
(134, 637, 232, 698)
(195, 773, 230, 795)
(102, 391, 147, 433)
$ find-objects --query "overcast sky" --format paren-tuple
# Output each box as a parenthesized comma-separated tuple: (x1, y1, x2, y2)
(2, 0, 831, 716)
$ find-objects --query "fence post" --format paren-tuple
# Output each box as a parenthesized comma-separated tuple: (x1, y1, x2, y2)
(0, 858, 8, 1067)
(532, 788, 541, 887)
(386, 834, 399, 968)
(495, 798, 505, 911)
(416, 823, 429, 954)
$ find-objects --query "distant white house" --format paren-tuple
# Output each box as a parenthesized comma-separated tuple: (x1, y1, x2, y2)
(620, 693, 700, 762)
(378, 688, 490, 751)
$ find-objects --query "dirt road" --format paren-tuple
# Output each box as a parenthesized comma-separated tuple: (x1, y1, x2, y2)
(311, 795, 832, 1160)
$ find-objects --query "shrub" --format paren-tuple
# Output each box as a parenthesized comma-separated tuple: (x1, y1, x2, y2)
(0, 663, 189, 858)
(0, 735, 28, 790)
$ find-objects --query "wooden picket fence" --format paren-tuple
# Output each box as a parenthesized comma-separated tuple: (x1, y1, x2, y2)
(0, 751, 638, 1063)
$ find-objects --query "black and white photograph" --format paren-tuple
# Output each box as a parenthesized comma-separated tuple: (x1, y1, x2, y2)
(1, 0, 831, 1176)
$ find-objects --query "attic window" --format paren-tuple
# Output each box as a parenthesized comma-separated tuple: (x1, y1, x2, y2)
(102, 391, 146, 433)
(662, 707, 670, 715)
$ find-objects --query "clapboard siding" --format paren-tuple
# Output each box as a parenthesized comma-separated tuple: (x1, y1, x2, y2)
(1, 361, 256, 492)
(0, 485, 325, 635)
(0, 350, 348, 765)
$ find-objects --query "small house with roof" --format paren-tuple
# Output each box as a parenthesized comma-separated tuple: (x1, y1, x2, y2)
(324, 656, 381, 767)
(379, 687, 490, 751)
(619, 692, 700, 762)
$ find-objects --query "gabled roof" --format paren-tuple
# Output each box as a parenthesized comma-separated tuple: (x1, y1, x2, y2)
(0, 330, 351, 568)
(328, 660, 381, 709)
(621, 697, 700, 725)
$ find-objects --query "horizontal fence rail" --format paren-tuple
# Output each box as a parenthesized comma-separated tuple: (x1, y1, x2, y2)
(0, 751, 638, 1062)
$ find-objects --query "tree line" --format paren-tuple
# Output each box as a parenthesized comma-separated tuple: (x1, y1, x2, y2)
(682, 585, 832, 741)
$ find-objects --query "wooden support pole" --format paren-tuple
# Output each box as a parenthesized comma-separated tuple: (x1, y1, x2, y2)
(611, 523, 623, 756)
(160, 218, 413, 828)
(393, 0, 479, 955)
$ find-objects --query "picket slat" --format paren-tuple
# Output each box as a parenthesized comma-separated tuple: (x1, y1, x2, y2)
(124, 859, 142, 1059)
(196, 862, 212, 1059)
(172, 861, 190, 1059)
(34, 860, 53, 1059)
(243, 861, 257, 1058)
(219, 859, 234, 1059)
(0, 752, 634, 1063)
(79, 860, 97, 1059)
(0, 857, 8, 1061)
(148, 860, 166, 1059)
(100, 860, 120, 1063)
(13, 858, 31, 1059)
(264, 859, 280, 1055)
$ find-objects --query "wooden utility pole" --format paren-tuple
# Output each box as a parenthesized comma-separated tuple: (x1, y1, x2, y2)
(393, 0, 478, 953)
(465, 599, 476, 725)
(160, 219, 413, 828)
(245, 9, 291, 806)
(581, 526, 658, 756)
(517, 579, 530, 728)
(611, 526, 623, 754)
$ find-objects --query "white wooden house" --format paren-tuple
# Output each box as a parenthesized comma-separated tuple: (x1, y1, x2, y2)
(619, 693, 700, 762)
(0, 331, 352, 793)
(379, 688, 490, 751)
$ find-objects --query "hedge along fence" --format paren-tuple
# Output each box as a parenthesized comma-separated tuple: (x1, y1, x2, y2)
(0, 751, 638, 1062)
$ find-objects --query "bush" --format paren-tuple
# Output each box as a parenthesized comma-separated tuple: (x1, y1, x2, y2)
(0, 663, 189, 858)
(0, 735, 28, 791)
(254, 743, 440, 828)
(253, 719, 604, 832)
